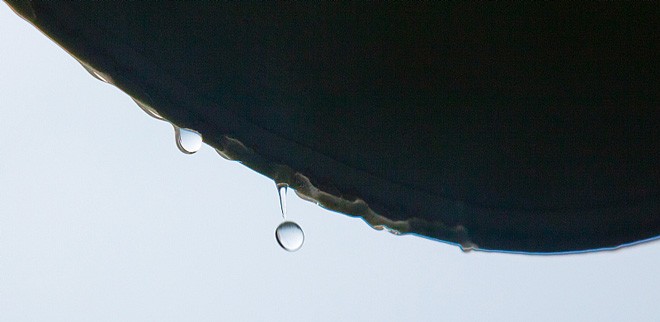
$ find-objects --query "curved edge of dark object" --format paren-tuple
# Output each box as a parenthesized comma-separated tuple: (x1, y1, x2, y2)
(6, 0, 659, 254)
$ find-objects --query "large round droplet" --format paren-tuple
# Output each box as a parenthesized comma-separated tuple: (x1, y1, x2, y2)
(174, 126, 202, 154)
(275, 221, 304, 252)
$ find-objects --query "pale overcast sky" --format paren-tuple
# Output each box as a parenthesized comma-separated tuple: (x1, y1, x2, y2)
(1, 4, 659, 321)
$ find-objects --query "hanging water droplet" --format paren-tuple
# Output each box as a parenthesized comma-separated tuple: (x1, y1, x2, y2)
(372, 225, 385, 231)
(277, 183, 288, 219)
(174, 126, 202, 154)
(276, 221, 304, 252)
(133, 98, 164, 120)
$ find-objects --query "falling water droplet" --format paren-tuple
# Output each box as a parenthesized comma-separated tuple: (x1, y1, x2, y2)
(274, 183, 304, 251)
(174, 126, 202, 154)
(276, 221, 304, 252)
(132, 98, 164, 120)
(277, 183, 288, 219)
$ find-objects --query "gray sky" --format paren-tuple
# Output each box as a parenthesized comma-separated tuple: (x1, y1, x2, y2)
(1, 5, 659, 322)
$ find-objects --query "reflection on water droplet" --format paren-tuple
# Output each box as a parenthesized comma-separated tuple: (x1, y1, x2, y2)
(460, 241, 476, 253)
(174, 126, 202, 154)
(133, 98, 164, 120)
(387, 228, 401, 235)
(276, 221, 304, 252)
(80, 63, 109, 83)
(277, 183, 288, 219)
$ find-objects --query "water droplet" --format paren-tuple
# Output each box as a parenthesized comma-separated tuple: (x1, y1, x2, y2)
(460, 241, 477, 253)
(277, 183, 288, 219)
(133, 98, 164, 120)
(80, 62, 110, 83)
(372, 225, 385, 231)
(276, 221, 304, 252)
(387, 228, 401, 235)
(174, 126, 202, 154)
(215, 148, 233, 160)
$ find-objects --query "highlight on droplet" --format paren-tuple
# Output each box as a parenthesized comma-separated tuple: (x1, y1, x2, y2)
(275, 221, 305, 252)
(277, 183, 288, 219)
(174, 126, 203, 154)
(79, 61, 110, 83)
(132, 98, 165, 120)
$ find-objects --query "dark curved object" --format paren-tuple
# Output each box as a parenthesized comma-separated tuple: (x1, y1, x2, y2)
(7, 1, 658, 253)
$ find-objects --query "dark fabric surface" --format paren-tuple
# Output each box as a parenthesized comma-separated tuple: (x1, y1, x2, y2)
(9, 1, 658, 252)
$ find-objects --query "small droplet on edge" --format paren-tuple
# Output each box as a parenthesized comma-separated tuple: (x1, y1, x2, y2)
(460, 241, 476, 253)
(276, 221, 304, 252)
(80, 62, 110, 83)
(174, 126, 202, 154)
(215, 148, 233, 160)
(387, 228, 401, 235)
(133, 98, 164, 120)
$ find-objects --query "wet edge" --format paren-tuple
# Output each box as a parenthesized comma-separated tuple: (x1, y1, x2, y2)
(213, 135, 479, 251)
(9, 0, 659, 255)
(4, 0, 473, 251)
